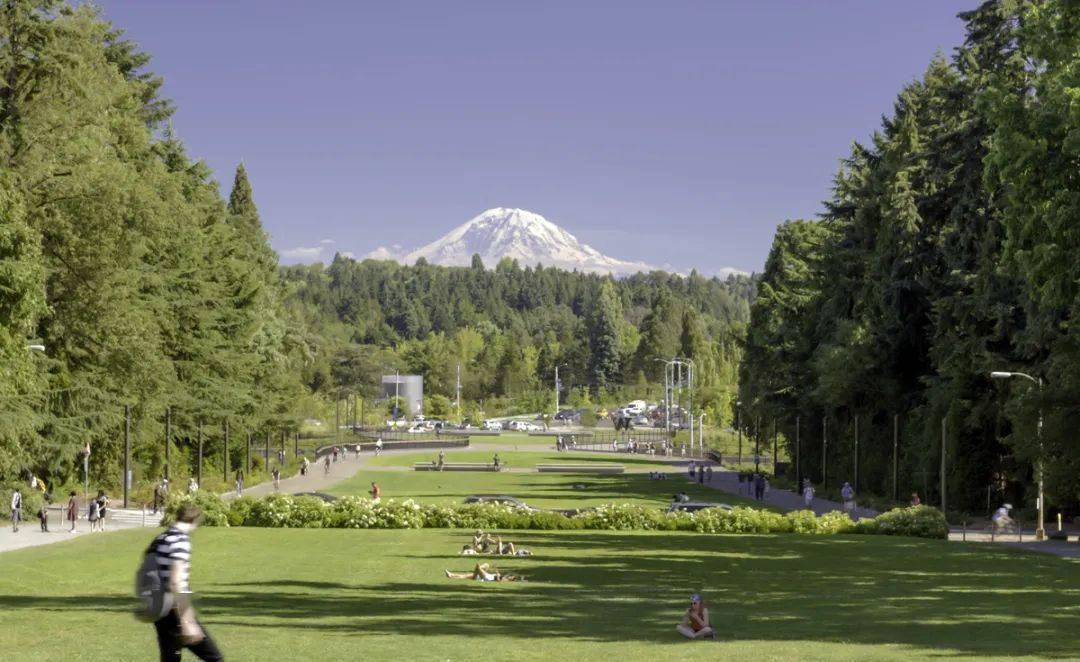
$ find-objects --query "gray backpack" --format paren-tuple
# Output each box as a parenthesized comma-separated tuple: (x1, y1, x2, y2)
(134, 549, 173, 622)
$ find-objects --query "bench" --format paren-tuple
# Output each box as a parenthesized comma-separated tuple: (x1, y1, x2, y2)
(413, 462, 502, 472)
(536, 464, 625, 474)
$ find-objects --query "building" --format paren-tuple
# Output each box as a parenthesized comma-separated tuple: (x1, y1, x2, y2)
(381, 374, 423, 418)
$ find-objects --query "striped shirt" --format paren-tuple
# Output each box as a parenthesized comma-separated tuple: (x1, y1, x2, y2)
(149, 526, 192, 594)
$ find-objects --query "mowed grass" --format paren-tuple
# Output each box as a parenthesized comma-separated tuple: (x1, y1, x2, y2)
(366, 449, 678, 471)
(329, 469, 768, 510)
(0, 528, 1076, 661)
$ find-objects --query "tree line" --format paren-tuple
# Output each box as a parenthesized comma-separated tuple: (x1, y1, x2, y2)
(740, 0, 1079, 514)
(0, 1, 306, 493)
(283, 255, 753, 424)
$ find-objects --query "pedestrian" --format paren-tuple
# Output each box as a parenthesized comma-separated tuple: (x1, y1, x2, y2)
(66, 491, 78, 532)
(370, 482, 381, 503)
(688, 461, 696, 479)
(910, 492, 921, 507)
(754, 473, 765, 500)
(841, 482, 855, 515)
(323, 455, 331, 475)
(698, 468, 705, 484)
(96, 490, 110, 532)
(493, 453, 501, 470)
(37, 502, 49, 532)
(802, 479, 815, 509)
(374, 437, 383, 456)
(706, 466, 713, 483)
(438, 450, 446, 471)
(272, 467, 280, 492)
(234, 469, 244, 498)
(88, 496, 101, 532)
(300, 456, 309, 476)
(142, 504, 224, 662)
(763, 477, 770, 500)
(188, 477, 198, 494)
(10, 487, 22, 532)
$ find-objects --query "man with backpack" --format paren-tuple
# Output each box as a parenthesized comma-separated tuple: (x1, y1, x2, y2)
(137, 504, 223, 661)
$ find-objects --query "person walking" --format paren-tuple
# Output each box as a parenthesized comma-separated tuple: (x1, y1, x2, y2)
(37, 502, 49, 532)
(370, 482, 381, 503)
(754, 473, 765, 501)
(10, 487, 23, 532)
(234, 470, 244, 498)
(145, 505, 224, 662)
(705, 465, 713, 483)
(300, 456, 309, 476)
(96, 490, 110, 532)
(323, 454, 331, 475)
(437, 450, 446, 471)
(374, 437, 383, 456)
(493, 453, 501, 470)
(841, 482, 855, 515)
(66, 491, 78, 532)
(271, 467, 280, 492)
(88, 496, 101, 532)
(802, 479, 815, 509)
(187, 477, 198, 494)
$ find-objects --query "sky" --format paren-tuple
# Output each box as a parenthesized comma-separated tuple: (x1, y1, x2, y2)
(98, 0, 974, 274)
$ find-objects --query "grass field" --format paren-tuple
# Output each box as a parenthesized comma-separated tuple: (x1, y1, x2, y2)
(0, 528, 1076, 661)
(328, 469, 767, 510)
(365, 449, 677, 471)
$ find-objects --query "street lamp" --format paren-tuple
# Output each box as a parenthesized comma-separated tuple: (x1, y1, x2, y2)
(736, 400, 742, 464)
(990, 371, 1045, 541)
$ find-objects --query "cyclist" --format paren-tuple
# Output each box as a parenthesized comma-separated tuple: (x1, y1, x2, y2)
(991, 503, 1014, 533)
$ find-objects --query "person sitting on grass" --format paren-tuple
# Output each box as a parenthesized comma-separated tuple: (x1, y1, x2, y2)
(677, 594, 717, 640)
(445, 563, 524, 582)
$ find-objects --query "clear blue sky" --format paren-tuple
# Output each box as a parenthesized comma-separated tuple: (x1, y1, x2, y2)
(99, 0, 973, 274)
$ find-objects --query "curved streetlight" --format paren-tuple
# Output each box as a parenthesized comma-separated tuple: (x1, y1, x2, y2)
(990, 371, 1045, 540)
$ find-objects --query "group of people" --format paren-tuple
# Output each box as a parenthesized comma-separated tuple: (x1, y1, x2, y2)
(612, 438, 668, 455)
(688, 461, 714, 484)
(9, 486, 110, 534)
(446, 530, 531, 583)
(460, 529, 532, 557)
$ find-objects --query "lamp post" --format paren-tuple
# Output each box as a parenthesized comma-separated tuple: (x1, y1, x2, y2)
(736, 401, 742, 464)
(990, 371, 1045, 541)
(554, 364, 565, 420)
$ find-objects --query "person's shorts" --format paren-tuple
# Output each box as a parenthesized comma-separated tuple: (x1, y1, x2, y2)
(12, 510, 21, 522)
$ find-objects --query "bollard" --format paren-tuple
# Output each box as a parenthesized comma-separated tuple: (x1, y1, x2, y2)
(962, 519, 966, 542)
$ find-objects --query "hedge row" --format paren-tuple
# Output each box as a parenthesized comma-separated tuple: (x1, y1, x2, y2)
(165, 492, 949, 539)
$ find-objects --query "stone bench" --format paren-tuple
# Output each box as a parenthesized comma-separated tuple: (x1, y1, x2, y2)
(414, 462, 502, 472)
(536, 464, 625, 474)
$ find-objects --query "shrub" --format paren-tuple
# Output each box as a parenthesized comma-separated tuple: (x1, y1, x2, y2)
(163, 491, 230, 527)
(855, 506, 948, 539)
(179, 492, 948, 540)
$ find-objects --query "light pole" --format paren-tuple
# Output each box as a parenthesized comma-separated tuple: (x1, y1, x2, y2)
(554, 364, 565, 419)
(736, 401, 742, 464)
(990, 371, 1045, 541)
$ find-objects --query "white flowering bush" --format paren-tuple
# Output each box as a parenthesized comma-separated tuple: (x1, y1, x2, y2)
(167, 491, 947, 539)
(854, 506, 947, 539)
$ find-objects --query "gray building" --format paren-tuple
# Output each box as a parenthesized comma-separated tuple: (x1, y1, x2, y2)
(382, 374, 423, 418)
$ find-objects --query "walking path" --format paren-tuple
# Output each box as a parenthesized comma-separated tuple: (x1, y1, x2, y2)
(691, 463, 880, 519)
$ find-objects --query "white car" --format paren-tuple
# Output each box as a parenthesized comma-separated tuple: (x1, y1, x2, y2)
(625, 401, 647, 416)
(406, 424, 427, 434)
(483, 420, 503, 431)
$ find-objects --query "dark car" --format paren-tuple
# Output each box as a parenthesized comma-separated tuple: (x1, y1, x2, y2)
(293, 491, 338, 503)
(667, 502, 733, 513)
(463, 494, 538, 512)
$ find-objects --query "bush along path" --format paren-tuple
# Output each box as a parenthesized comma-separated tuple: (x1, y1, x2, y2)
(166, 490, 950, 539)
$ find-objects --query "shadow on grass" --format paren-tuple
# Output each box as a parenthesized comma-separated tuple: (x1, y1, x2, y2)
(2, 532, 1075, 656)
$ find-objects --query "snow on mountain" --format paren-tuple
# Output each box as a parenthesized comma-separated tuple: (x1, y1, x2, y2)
(368, 208, 659, 276)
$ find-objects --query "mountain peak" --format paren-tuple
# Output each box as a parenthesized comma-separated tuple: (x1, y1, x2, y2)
(369, 208, 658, 276)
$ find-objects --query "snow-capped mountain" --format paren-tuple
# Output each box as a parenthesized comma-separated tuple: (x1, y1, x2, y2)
(368, 208, 659, 276)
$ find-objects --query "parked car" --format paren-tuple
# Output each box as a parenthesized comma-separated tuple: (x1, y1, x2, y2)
(632, 415, 650, 426)
(667, 502, 734, 513)
(625, 400, 647, 416)
(406, 424, 427, 434)
(482, 420, 503, 431)
(463, 495, 538, 512)
(553, 409, 579, 422)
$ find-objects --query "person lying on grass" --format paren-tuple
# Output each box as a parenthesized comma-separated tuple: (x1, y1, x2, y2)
(460, 534, 532, 556)
(677, 594, 717, 640)
(445, 563, 524, 582)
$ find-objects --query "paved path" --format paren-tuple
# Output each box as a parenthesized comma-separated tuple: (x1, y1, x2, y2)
(686, 462, 880, 519)
(0, 506, 154, 554)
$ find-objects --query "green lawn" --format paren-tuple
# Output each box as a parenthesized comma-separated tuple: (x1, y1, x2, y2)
(329, 469, 766, 510)
(0, 528, 1075, 660)
(367, 449, 678, 471)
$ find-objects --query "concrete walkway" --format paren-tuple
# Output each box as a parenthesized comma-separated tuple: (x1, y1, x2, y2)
(0, 506, 153, 554)
(688, 462, 880, 519)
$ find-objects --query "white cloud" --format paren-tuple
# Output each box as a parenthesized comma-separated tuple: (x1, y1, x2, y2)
(365, 245, 405, 261)
(279, 239, 347, 263)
